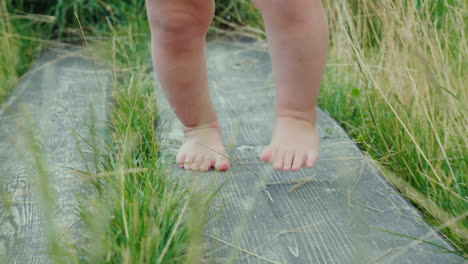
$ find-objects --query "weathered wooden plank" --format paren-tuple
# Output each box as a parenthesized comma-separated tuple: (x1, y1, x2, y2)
(0, 46, 110, 263)
(157, 40, 463, 263)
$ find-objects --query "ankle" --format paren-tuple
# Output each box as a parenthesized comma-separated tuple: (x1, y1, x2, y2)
(276, 109, 317, 125)
(183, 121, 221, 134)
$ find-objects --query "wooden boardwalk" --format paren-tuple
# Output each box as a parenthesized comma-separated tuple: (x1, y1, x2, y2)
(0, 46, 110, 263)
(0, 40, 462, 263)
(157, 40, 463, 263)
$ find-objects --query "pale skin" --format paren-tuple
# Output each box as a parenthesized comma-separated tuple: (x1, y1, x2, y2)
(146, 0, 328, 171)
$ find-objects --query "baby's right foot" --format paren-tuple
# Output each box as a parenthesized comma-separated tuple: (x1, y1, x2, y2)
(261, 116, 319, 171)
(176, 124, 230, 171)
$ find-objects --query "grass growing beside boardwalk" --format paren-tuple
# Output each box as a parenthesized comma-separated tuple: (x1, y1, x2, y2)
(321, 0, 467, 251)
(0, 0, 49, 103)
(76, 13, 197, 263)
(0, 0, 143, 103)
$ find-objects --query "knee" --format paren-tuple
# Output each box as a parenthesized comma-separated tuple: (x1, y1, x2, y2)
(149, 11, 212, 36)
(147, 3, 214, 46)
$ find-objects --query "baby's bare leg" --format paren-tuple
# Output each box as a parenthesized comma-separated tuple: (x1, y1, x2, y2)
(146, 0, 229, 171)
(254, 0, 329, 170)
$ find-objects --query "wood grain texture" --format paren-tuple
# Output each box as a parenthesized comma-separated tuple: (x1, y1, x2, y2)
(157, 40, 464, 264)
(0, 46, 110, 263)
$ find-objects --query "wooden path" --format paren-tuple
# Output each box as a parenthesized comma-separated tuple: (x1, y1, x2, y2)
(0, 40, 462, 263)
(157, 40, 464, 263)
(0, 46, 110, 263)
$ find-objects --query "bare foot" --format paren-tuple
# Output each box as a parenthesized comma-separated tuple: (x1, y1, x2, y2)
(261, 117, 319, 171)
(176, 124, 230, 171)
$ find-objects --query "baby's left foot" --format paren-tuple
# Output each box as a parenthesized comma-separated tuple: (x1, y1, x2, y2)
(261, 116, 319, 171)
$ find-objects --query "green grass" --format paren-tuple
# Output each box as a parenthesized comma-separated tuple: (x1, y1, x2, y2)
(72, 6, 203, 262)
(82, 31, 192, 263)
(1, 0, 467, 260)
(0, 0, 48, 103)
(0, 0, 141, 103)
(320, 0, 467, 251)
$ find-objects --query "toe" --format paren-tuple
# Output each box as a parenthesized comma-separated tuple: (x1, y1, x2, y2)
(273, 150, 286, 170)
(305, 151, 318, 168)
(191, 155, 205, 171)
(176, 152, 187, 168)
(282, 151, 294, 171)
(292, 151, 306, 171)
(200, 158, 213, 172)
(215, 155, 230, 171)
(184, 154, 196, 170)
(261, 147, 274, 163)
